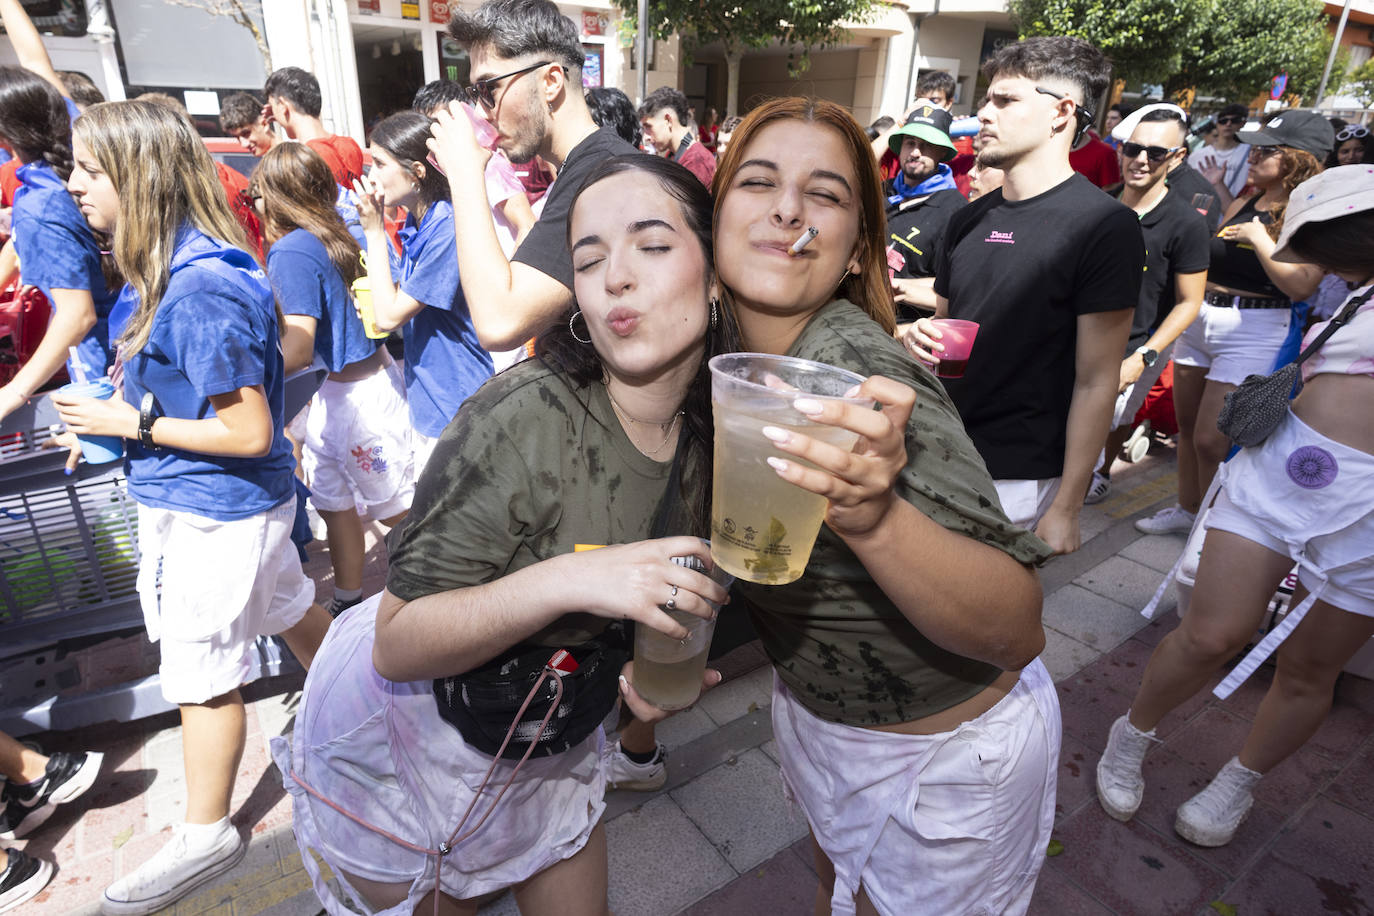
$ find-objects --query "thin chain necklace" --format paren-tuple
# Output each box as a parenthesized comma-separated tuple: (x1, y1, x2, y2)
(605, 384, 684, 457)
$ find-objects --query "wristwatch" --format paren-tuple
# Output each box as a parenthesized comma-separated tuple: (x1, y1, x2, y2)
(1134, 346, 1159, 368)
(137, 392, 158, 449)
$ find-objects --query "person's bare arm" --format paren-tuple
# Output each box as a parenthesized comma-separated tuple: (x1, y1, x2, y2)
(891, 276, 938, 311)
(0, 239, 18, 290)
(0, 0, 67, 97)
(1121, 270, 1206, 391)
(351, 177, 427, 331)
(498, 192, 536, 249)
(1036, 308, 1133, 554)
(53, 385, 277, 458)
(0, 286, 95, 420)
(280, 314, 317, 376)
(428, 106, 572, 350)
(1226, 219, 1323, 302)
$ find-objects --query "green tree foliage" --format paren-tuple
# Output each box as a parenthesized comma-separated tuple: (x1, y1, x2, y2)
(1340, 57, 1374, 109)
(1162, 0, 1330, 102)
(1009, 0, 1208, 87)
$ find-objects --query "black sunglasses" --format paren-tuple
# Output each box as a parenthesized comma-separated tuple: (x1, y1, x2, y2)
(1216, 115, 1245, 126)
(466, 61, 558, 110)
(1120, 141, 1183, 163)
(1033, 86, 1094, 140)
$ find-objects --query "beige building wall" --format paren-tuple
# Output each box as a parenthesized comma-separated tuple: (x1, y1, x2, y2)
(914, 16, 990, 116)
(735, 49, 863, 113)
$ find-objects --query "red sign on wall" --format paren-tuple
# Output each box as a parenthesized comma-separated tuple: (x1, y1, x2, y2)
(431, 1, 451, 24)
(358, 0, 380, 13)
(581, 10, 603, 36)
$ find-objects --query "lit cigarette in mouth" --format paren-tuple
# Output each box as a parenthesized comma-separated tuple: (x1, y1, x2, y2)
(788, 227, 819, 256)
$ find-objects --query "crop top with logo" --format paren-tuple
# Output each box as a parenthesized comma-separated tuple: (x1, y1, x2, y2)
(1302, 285, 1374, 381)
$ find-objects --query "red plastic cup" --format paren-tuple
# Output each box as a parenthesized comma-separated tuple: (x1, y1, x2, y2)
(931, 319, 980, 379)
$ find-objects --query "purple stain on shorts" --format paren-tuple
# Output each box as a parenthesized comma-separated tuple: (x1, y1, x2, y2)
(1286, 446, 1338, 489)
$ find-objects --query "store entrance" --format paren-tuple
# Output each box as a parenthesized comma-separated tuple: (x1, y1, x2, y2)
(353, 23, 424, 135)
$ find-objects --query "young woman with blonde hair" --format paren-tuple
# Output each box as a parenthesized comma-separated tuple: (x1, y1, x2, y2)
(53, 100, 332, 916)
(254, 142, 414, 616)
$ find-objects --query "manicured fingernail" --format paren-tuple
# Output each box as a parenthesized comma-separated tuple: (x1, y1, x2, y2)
(766, 456, 789, 473)
(761, 425, 790, 444)
(793, 398, 823, 415)
(844, 384, 862, 398)
(618, 675, 629, 693)
(64, 468, 74, 476)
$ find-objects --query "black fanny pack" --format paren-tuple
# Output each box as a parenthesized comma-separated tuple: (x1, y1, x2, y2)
(433, 622, 630, 761)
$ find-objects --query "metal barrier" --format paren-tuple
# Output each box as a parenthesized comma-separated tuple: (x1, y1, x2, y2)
(0, 369, 325, 736)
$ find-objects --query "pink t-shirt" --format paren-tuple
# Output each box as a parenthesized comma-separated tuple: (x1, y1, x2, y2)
(1302, 285, 1374, 381)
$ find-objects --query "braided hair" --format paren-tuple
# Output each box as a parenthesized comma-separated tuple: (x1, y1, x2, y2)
(0, 66, 74, 180)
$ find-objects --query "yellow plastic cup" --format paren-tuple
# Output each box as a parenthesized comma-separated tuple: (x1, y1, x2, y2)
(353, 253, 388, 339)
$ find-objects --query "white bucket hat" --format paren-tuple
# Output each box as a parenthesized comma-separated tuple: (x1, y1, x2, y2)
(1273, 164, 1374, 262)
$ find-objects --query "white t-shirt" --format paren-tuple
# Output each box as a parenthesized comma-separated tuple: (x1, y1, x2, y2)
(1188, 143, 1251, 196)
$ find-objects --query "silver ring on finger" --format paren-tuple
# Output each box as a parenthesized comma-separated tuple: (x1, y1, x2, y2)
(666, 584, 678, 609)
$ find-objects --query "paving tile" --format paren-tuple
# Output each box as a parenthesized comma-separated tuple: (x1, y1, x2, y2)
(708, 640, 768, 682)
(1072, 556, 1172, 619)
(677, 844, 817, 916)
(1305, 686, 1374, 760)
(26, 848, 114, 915)
(1040, 627, 1101, 681)
(1164, 705, 1343, 812)
(1025, 864, 1112, 915)
(653, 704, 719, 751)
(1055, 673, 1131, 746)
(1269, 795, 1374, 886)
(1219, 853, 1372, 916)
(694, 665, 773, 727)
(1118, 533, 1187, 574)
(173, 831, 293, 915)
(606, 795, 735, 916)
(1130, 617, 1173, 649)
(671, 748, 810, 872)
(1043, 584, 1150, 652)
(1054, 733, 1101, 824)
(1128, 746, 1287, 878)
(1047, 804, 1226, 915)
(1324, 736, 1374, 818)
(758, 739, 779, 764)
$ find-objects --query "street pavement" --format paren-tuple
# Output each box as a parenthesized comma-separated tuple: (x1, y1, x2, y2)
(12, 442, 1374, 916)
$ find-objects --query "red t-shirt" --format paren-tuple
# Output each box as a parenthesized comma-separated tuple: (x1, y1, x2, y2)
(1070, 132, 1122, 189)
(306, 135, 365, 188)
(214, 160, 263, 260)
(675, 140, 717, 188)
(0, 158, 20, 208)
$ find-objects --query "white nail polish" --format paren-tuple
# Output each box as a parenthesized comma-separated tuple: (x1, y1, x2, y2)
(761, 425, 789, 443)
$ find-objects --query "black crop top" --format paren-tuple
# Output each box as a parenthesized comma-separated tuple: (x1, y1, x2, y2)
(1208, 197, 1283, 299)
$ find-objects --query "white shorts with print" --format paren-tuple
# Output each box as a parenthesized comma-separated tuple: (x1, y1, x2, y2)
(137, 497, 315, 704)
(302, 363, 414, 520)
(1172, 303, 1291, 386)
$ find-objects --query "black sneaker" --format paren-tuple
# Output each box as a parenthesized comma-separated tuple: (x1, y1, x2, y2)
(0, 848, 54, 913)
(0, 750, 103, 840)
(326, 594, 363, 618)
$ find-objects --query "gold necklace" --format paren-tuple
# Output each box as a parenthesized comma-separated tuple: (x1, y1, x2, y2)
(605, 386, 684, 456)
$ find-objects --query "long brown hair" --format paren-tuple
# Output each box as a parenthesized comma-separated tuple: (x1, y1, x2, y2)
(1266, 147, 1323, 241)
(254, 143, 363, 286)
(710, 97, 896, 335)
(74, 101, 255, 355)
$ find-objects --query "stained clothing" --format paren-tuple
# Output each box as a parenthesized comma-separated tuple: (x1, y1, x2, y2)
(11, 159, 118, 377)
(738, 300, 1053, 727)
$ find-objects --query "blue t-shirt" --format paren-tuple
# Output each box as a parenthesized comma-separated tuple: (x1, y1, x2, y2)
(267, 228, 376, 372)
(120, 227, 295, 521)
(398, 199, 492, 437)
(11, 160, 118, 377)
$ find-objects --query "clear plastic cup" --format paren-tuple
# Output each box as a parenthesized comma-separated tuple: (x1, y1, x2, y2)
(633, 549, 735, 711)
(708, 353, 874, 585)
(930, 319, 980, 379)
(57, 378, 123, 464)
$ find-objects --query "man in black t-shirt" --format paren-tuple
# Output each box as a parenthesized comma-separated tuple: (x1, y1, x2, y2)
(1086, 108, 1209, 504)
(883, 105, 966, 320)
(908, 36, 1142, 554)
(429, 0, 640, 352)
(1111, 103, 1223, 231)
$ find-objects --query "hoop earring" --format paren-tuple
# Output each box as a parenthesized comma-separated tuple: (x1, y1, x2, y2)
(569, 310, 592, 344)
(709, 297, 719, 329)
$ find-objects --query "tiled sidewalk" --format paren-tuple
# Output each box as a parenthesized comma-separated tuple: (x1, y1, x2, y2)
(13, 449, 1374, 915)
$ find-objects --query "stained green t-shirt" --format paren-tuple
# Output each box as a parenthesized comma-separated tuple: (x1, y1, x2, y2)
(386, 359, 680, 649)
(739, 299, 1053, 726)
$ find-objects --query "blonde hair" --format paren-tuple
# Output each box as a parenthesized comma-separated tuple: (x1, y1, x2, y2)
(254, 143, 363, 287)
(711, 97, 896, 335)
(73, 100, 255, 355)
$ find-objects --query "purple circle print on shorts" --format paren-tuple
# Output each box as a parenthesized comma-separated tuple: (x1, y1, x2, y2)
(1286, 445, 1339, 489)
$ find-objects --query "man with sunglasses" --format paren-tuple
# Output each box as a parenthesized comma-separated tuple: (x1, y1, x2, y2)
(905, 36, 1142, 555)
(430, 0, 639, 353)
(1189, 103, 1251, 209)
(1086, 106, 1209, 504)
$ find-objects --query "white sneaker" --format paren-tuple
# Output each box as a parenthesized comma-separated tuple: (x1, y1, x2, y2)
(606, 740, 667, 792)
(1135, 504, 1196, 535)
(1096, 715, 1157, 821)
(1175, 756, 1262, 847)
(1084, 472, 1112, 505)
(101, 821, 245, 915)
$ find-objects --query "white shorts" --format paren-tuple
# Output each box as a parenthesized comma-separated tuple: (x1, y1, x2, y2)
(302, 364, 414, 519)
(1112, 342, 1175, 431)
(1172, 303, 1292, 386)
(271, 597, 606, 916)
(136, 497, 315, 704)
(412, 432, 439, 476)
(993, 478, 1062, 530)
(771, 659, 1061, 916)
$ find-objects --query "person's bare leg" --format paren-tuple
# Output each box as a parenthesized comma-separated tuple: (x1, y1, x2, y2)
(0, 731, 48, 783)
(811, 831, 836, 916)
(1239, 594, 1374, 773)
(380, 510, 407, 529)
(512, 822, 610, 916)
(339, 871, 476, 916)
(318, 507, 365, 593)
(1128, 530, 1292, 732)
(619, 719, 657, 756)
(1188, 379, 1236, 511)
(181, 691, 245, 824)
(280, 603, 333, 670)
(1098, 424, 1132, 480)
(1172, 365, 1208, 512)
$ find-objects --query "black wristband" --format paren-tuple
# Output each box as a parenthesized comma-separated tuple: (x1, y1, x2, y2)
(138, 391, 158, 449)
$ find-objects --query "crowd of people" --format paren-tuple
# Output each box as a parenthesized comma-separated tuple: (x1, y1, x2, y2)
(0, 0, 1371, 912)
